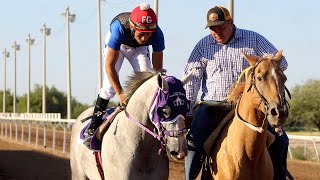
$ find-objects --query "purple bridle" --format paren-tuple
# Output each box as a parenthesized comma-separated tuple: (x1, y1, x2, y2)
(125, 76, 188, 154)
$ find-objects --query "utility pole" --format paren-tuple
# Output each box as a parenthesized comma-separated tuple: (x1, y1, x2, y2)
(154, 0, 159, 18)
(11, 41, 20, 114)
(40, 24, 51, 114)
(2, 49, 10, 113)
(228, 0, 234, 20)
(26, 34, 35, 113)
(97, 0, 102, 91)
(62, 7, 76, 120)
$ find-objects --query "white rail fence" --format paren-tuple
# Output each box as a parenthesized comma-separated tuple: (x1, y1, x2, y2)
(0, 113, 319, 161)
(0, 113, 76, 155)
(287, 134, 320, 161)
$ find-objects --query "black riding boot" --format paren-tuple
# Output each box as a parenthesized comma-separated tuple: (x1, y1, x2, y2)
(84, 95, 109, 141)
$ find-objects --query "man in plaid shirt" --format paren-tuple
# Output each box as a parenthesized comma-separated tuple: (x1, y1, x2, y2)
(183, 6, 289, 180)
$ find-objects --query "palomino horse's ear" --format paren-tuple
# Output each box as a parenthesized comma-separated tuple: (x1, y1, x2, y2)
(181, 68, 195, 86)
(157, 73, 169, 91)
(273, 50, 283, 62)
(241, 51, 257, 66)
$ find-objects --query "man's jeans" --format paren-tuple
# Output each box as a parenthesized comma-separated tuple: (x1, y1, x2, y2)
(268, 125, 289, 180)
(185, 103, 289, 180)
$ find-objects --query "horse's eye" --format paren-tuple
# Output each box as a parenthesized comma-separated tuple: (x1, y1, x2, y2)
(157, 107, 171, 119)
(257, 76, 262, 81)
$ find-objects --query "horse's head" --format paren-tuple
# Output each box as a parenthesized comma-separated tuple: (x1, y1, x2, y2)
(124, 71, 194, 160)
(242, 51, 289, 127)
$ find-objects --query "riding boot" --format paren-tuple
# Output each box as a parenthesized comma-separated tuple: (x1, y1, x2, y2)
(84, 95, 109, 142)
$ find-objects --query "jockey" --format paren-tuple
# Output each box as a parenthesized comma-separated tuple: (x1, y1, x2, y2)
(83, 3, 165, 146)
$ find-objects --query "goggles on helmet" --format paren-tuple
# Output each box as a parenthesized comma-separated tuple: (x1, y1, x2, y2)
(129, 19, 157, 31)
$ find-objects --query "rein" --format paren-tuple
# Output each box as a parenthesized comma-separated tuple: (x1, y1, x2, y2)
(125, 110, 187, 155)
(235, 95, 267, 133)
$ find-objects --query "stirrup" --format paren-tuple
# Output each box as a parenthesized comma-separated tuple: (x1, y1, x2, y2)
(84, 128, 95, 137)
(83, 128, 95, 149)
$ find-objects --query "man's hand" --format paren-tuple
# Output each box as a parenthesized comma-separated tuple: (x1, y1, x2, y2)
(275, 126, 283, 136)
(185, 116, 193, 129)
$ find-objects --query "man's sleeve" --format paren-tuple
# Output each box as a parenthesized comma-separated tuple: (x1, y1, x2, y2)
(255, 33, 288, 70)
(107, 21, 125, 51)
(183, 44, 205, 116)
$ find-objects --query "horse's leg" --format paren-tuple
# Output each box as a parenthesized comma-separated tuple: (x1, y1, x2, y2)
(70, 148, 90, 180)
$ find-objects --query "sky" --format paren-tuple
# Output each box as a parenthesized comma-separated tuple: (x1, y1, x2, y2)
(0, 0, 320, 105)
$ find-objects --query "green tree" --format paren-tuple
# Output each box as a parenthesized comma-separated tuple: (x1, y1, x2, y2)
(6, 84, 117, 119)
(72, 97, 90, 119)
(17, 84, 90, 119)
(0, 90, 13, 113)
(288, 79, 320, 130)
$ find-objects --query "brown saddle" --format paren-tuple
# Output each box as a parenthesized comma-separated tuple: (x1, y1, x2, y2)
(95, 108, 122, 141)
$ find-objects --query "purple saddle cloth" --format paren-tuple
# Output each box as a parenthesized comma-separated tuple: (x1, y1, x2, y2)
(80, 108, 116, 151)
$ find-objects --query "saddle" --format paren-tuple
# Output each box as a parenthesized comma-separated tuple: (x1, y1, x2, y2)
(96, 107, 122, 141)
(80, 107, 122, 151)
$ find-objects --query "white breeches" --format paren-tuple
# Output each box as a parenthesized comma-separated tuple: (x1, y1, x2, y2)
(99, 31, 152, 100)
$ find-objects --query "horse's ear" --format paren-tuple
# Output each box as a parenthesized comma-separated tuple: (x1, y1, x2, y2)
(241, 51, 257, 66)
(274, 50, 283, 62)
(157, 73, 169, 91)
(181, 69, 195, 86)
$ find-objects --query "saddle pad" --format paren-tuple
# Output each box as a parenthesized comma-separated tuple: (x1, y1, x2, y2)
(79, 108, 117, 151)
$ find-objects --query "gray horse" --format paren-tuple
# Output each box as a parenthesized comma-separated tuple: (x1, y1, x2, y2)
(70, 71, 193, 180)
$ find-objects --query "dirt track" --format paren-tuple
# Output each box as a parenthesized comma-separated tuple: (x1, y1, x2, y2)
(1, 137, 320, 180)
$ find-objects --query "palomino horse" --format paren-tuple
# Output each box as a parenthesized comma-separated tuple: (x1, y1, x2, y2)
(209, 51, 289, 180)
(70, 71, 192, 180)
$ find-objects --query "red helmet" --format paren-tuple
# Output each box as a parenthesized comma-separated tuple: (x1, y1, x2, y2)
(129, 3, 157, 32)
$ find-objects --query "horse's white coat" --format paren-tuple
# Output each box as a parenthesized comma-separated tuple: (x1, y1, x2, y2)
(70, 73, 189, 180)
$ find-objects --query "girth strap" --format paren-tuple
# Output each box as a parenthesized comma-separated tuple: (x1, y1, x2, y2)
(93, 152, 104, 180)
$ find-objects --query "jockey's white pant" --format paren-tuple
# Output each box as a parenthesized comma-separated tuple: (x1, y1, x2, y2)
(99, 31, 152, 100)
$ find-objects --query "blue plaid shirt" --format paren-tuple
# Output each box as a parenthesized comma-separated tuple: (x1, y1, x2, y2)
(183, 27, 288, 116)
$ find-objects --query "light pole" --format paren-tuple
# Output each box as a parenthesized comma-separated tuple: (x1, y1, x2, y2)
(154, 0, 159, 17)
(11, 41, 20, 114)
(26, 34, 35, 113)
(40, 24, 51, 114)
(228, 0, 234, 20)
(97, 0, 102, 91)
(62, 7, 76, 119)
(2, 49, 10, 113)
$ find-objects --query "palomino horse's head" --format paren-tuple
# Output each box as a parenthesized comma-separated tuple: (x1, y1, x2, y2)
(241, 51, 289, 127)
(124, 71, 194, 160)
